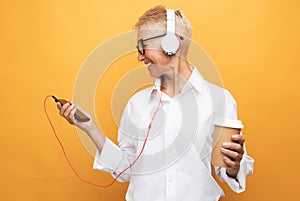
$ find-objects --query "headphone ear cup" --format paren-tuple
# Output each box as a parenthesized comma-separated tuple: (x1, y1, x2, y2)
(161, 33, 180, 56)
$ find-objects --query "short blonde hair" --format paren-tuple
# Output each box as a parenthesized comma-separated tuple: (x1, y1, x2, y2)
(135, 6, 192, 56)
(135, 5, 192, 40)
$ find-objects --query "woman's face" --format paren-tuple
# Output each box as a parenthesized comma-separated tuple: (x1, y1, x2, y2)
(137, 28, 174, 78)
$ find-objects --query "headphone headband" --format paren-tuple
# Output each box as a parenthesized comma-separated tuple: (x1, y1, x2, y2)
(166, 9, 176, 34)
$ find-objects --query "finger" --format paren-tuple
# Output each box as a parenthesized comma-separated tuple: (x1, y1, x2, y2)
(56, 102, 62, 109)
(221, 147, 243, 162)
(69, 107, 77, 123)
(232, 134, 245, 145)
(62, 102, 74, 117)
(59, 102, 70, 116)
(64, 103, 74, 116)
(222, 142, 244, 154)
(223, 156, 240, 169)
(64, 103, 75, 116)
(65, 106, 76, 125)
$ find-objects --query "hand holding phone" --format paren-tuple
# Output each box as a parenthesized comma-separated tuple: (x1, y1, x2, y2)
(52, 95, 90, 122)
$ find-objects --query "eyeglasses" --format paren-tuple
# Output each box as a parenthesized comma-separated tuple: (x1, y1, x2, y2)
(136, 33, 167, 55)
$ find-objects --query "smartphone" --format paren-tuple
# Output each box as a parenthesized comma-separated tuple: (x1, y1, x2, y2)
(52, 95, 90, 122)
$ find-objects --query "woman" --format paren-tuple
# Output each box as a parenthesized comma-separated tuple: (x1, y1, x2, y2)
(57, 5, 253, 201)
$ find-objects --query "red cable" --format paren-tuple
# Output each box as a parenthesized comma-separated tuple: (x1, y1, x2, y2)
(43, 91, 163, 188)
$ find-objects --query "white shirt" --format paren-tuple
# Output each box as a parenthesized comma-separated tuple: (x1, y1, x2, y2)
(93, 67, 254, 201)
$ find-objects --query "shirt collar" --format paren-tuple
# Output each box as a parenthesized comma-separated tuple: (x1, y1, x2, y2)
(184, 66, 204, 93)
(150, 66, 204, 97)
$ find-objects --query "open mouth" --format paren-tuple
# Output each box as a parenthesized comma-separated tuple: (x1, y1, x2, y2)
(145, 61, 153, 70)
(145, 61, 153, 66)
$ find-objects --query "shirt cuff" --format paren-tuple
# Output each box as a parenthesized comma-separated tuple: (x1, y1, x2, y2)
(219, 155, 254, 193)
(93, 137, 123, 173)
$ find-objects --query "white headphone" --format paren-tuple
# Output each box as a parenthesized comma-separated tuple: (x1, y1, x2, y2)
(161, 9, 180, 56)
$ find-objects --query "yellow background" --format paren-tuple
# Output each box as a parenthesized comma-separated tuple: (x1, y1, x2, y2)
(1, 0, 299, 200)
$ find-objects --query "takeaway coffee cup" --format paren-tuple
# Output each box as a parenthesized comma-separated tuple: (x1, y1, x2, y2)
(212, 119, 244, 167)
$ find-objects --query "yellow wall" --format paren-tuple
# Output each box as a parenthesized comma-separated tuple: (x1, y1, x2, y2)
(1, 0, 299, 200)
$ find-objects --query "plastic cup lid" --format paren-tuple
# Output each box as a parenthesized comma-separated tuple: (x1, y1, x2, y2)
(213, 118, 244, 129)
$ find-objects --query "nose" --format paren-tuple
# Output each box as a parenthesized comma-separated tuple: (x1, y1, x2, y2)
(138, 53, 145, 62)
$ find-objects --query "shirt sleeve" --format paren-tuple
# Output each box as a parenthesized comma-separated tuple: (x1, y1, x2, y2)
(213, 89, 254, 193)
(214, 145, 254, 193)
(93, 101, 137, 182)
